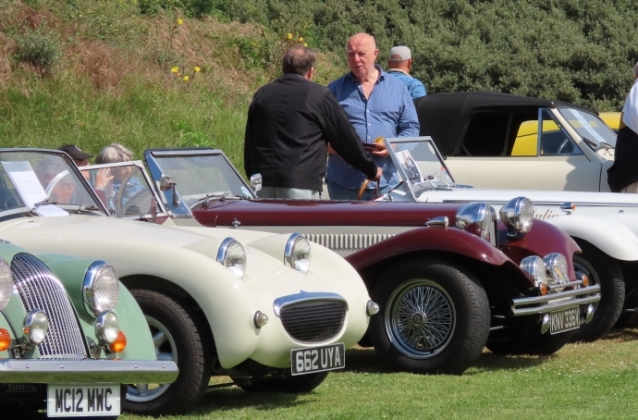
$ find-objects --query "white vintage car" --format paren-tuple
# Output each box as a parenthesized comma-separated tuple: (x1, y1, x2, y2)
(0, 149, 375, 415)
(416, 91, 617, 192)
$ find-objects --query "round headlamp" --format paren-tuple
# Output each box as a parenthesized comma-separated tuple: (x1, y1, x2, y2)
(455, 202, 493, 241)
(0, 258, 13, 311)
(23, 310, 49, 345)
(543, 253, 569, 285)
(500, 197, 534, 236)
(217, 238, 247, 279)
(83, 262, 119, 316)
(520, 255, 547, 288)
(95, 310, 120, 345)
(284, 233, 311, 275)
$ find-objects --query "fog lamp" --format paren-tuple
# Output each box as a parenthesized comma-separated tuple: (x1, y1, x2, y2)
(109, 331, 127, 353)
(23, 310, 48, 345)
(0, 328, 11, 351)
(95, 310, 120, 344)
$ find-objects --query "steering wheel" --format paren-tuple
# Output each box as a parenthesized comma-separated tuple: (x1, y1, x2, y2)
(45, 170, 70, 197)
(556, 139, 571, 155)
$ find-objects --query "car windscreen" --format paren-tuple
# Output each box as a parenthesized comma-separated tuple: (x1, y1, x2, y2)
(150, 153, 255, 207)
(558, 107, 617, 148)
(0, 151, 105, 216)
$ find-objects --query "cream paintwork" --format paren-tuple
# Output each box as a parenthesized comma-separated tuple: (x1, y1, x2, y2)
(0, 215, 370, 369)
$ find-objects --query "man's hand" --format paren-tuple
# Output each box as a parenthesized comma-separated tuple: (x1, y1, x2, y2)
(369, 167, 383, 182)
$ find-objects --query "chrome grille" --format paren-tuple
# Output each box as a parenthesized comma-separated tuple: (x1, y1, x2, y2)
(280, 301, 346, 343)
(305, 233, 394, 254)
(12, 253, 88, 358)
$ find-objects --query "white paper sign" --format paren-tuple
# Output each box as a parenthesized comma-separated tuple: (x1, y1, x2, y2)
(1, 161, 68, 217)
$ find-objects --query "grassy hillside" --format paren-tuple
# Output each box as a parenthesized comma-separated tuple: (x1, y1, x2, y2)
(0, 0, 635, 171)
(0, 0, 345, 170)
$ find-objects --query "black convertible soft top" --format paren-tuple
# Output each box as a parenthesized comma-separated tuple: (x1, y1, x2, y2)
(415, 91, 596, 156)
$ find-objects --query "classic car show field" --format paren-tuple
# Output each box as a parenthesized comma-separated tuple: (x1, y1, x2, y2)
(114, 330, 638, 420)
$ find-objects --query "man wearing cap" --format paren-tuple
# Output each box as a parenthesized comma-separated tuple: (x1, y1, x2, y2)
(326, 33, 419, 201)
(58, 144, 93, 167)
(387, 46, 427, 100)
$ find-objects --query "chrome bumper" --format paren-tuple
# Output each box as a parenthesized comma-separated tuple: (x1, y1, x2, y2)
(511, 284, 601, 317)
(0, 359, 178, 384)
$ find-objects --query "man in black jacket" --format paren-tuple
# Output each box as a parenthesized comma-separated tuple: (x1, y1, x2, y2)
(244, 45, 382, 199)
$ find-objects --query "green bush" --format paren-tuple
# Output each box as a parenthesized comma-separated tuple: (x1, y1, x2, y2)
(138, 0, 214, 17)
(13, 28, 62, 72)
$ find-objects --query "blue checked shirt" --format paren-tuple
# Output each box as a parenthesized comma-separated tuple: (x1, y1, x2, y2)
(326, 65, 420, 190)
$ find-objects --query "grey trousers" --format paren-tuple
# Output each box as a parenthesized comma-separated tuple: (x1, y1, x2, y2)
(257, 187, 321, 199)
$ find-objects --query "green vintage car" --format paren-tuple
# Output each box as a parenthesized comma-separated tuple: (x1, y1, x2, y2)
(0, 241, 178, 418)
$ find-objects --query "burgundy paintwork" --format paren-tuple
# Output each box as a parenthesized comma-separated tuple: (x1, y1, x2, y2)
(192, 198, 579, 281)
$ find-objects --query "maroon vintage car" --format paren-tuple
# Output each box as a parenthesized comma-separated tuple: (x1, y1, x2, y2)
(84, 149, 601, 375)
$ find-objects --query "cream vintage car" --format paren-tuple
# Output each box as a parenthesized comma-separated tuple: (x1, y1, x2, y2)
(416, 91, 617, 192)
(0, 149, 375, 415)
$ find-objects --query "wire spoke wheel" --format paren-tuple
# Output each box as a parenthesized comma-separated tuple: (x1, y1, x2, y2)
(387, 279, 455, 359)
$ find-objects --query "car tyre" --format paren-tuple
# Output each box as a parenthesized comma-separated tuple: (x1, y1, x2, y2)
(235, 371, 329, 393)
(571, 244, 624, 342)
(369, 258, 490, 374)
(124, 289, 212, 415)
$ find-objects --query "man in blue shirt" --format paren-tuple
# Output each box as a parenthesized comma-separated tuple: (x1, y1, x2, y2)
(326, 33, 420, 200)
(387, 46, 427, 100)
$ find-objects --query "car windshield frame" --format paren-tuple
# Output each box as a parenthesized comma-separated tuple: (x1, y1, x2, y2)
(0, 149, 109, 220)
(144, 148, 256, 218)
(384, 137, 458, 201)
(81, 160, 169, 220)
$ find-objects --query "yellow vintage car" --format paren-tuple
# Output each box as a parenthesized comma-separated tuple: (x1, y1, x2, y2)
(599, 111, 621, 133)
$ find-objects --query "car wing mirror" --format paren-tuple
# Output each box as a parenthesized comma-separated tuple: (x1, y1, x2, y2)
(250, 173, 262, 193)
(159, 174, 180, 207)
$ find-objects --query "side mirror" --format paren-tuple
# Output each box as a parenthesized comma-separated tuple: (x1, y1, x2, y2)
(159, 174, 180, 207)
(250, 173, 262, 193)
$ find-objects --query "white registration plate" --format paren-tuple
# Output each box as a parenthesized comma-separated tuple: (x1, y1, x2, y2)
(550, 306, 580, 334)
(291, 343, 345, 376)
(47, 384, 120, 417)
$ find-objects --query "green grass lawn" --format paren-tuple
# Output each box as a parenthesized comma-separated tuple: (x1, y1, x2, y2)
(121, 327, 638, 420)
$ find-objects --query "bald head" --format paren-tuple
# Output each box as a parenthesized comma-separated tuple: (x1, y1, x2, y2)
(345, 33, 379, 82)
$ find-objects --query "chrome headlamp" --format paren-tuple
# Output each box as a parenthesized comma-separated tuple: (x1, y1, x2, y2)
(83, 261, 119, 316)
(95, 310, 120, 345)
(217, 238, 247, 278)
(543, 253, 569, 285)
(0, 259, 13, 311)
(23, 309, 49, 345)
(500, 197, 534, 237)
(455, 202, 495, 242)
(284, 233, 311, 275)
(520, 255, 547, 288)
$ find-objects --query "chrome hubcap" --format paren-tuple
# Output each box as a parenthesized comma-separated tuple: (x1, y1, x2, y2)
(126, 315, 176, 402)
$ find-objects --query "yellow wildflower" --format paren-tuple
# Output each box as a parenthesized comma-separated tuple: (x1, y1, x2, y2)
(304, 43, 308, 47)
(183, 75, 189, 82)
(171, 66, 179, 73)
(286, 33, 293, 40)
(298, 37, 304, 42)
(177, 18, 183, 25)
(194, 66, 201, 73)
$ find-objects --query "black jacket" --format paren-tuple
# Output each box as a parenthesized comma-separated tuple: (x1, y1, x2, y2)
(244, 73, 377, 191)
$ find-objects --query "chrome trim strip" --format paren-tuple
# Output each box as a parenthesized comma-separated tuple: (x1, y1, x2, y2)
(511, 284, 600, 316)
(273, 291, 347, 317)
(0, 359, 178, 384)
